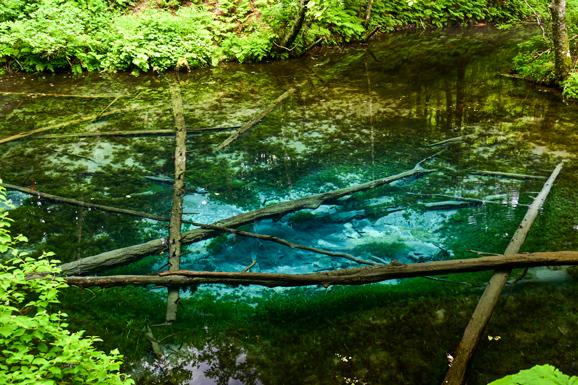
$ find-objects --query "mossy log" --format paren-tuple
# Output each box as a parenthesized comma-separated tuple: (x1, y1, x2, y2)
(57, 251, 578, 288)
(442, 161, 565, 385)
(0, 105, 153, 145)
(215, 79, 308, 151)
(165, 76, 187, 323)
(32, 126, 240, 139)
(471, 170, 547, 180)
(0, 92, 141, 98)
(58, 159, 438, 276)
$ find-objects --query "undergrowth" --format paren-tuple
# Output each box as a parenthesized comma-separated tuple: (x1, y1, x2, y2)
(0, 0, 538, 74)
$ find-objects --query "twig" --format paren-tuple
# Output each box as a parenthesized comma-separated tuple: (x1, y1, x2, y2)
(505, 267, 529, 301)
(522, 0, 547, 39)
(242, 260, 258, 272)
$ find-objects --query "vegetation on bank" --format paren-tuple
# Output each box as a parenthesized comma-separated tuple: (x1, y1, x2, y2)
(511, 0, 578, 98)
(0, 0, 539, 74)
(0, 183, 133, 384)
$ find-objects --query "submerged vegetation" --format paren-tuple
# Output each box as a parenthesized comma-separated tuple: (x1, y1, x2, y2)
(0, 0, 540, 74)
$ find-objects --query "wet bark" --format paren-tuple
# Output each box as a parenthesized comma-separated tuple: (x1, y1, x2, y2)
(56, 251, 578, 289)
(442, 161, 565, 385)
(550, 0, 572, 80)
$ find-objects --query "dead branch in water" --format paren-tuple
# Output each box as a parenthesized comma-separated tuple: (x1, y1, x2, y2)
(442, 161, 565, 385)
(54, 251, 578, 289)
(57, 152, 441, 276)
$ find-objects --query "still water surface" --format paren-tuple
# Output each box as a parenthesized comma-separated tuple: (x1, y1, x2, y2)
(1, 25, 578, 384)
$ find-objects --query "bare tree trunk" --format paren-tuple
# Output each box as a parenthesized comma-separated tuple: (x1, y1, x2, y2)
(56, 251, 578, 288)
(165, 76, 187, 324)
(363, 0, 374, 29)
(442, 161, 565, 385)
(277, 0, 310, 50)
(550, 0, 572, 80)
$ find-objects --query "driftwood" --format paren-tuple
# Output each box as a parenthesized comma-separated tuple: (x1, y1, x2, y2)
(57, 157, 438, 276)
(442, 161, 565, 385)
(0, 92, 140, 99)
(165, 77, 187, 323)
(215, 80, 307, 151)
(0, 105, 152, 145)
(32, 126, 240, 140)
(56, 251, 578, 289)
(471, 170, 547, 180)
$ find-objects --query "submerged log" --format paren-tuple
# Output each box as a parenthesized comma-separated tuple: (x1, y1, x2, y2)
(165, 76, 187, 323)
(0, 105, 153, 145)
(58, 157, 438, 276)
(442, 161, 565, 385)
(1, 181, 375, 267)
(0, 182, 172, 222)
(57, 251, 578, 288)
(215, 80, 307, 151)
(471, 170, 547, 180)
(32, 126, 240, 139)
(0, 92, 141, 99)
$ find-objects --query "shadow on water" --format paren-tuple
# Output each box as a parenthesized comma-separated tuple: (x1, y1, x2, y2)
(2, 25, 578, 384)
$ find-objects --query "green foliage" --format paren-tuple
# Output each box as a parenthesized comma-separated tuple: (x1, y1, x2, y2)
(562, 71, 578, 99)
(512, 36, 557, 85)
(0, 0, 540, 72)
(100, 7, 219, 72)
(488, 364, 578, 384)
(0, 183, 133, 385)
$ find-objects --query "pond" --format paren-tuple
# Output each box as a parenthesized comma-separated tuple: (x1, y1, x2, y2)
(1, 25, 578, 384)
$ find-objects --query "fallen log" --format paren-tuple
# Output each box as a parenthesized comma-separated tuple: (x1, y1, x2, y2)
(165, 76, 187, 323)
(0, 92, 141, 99)
(58, 156, 438, 276)
(442, 161, 565, 385)
(215, 80, 307, 151)
(428, 136, 468, 147)
(408, 193, 530, 207)
(0, 105, 154, 145)
(0, 182, 376, 267)
(56, 251, 578, 288)
(32, 126, 240, 139)
(471, 170, 547, 180)
(0, 182, 172, 222)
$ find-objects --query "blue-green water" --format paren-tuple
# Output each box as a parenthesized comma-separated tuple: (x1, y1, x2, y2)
(1, 25, 578, 384)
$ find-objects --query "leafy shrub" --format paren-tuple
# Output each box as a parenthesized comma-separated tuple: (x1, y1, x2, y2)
(488, 364, 578, 384)
(562, 71, 578, 99)
(101, 7, 219, 73)
(0, 182, 134, 385)
(0, 0, 111, 72)
(512, 36, 557, 84)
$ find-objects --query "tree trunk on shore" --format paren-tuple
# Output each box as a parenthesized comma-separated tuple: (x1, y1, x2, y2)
(277, 0, 310, 50)
(550, 0, 572, 80)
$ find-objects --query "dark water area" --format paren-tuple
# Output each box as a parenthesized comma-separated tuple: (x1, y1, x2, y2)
(2, 25, 578, 384)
